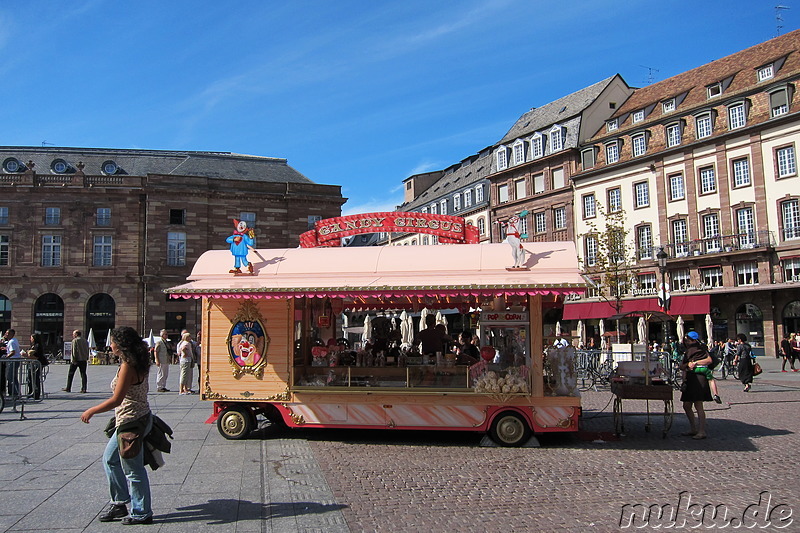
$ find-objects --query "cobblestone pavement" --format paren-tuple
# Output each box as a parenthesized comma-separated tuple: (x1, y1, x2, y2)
(1, 358, 798, 532)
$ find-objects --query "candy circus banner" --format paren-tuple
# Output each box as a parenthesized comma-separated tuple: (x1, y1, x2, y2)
(299, 212, 480, 247)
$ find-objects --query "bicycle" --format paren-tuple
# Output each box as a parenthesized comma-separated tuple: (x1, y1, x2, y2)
(719, 356, 738, 380)
(576, 350, 614, 391)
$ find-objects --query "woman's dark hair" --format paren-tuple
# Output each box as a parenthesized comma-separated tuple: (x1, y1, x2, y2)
(31, 333, 42, 345)
(737, 333, 748, 342)
(111, 326, 151, 374)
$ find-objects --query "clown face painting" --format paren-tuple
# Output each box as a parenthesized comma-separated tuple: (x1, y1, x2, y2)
(227, 301, 270, 378)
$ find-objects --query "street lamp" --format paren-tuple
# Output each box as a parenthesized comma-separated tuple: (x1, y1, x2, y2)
(656, 246, 670, 312)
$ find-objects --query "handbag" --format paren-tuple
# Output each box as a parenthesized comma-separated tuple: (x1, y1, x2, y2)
(753, 362, 763, 376)
(118, 430, 142, 459)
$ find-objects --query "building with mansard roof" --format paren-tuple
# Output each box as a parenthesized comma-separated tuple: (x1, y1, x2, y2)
(0, 146, 345, 352)
(569, 29, 800, 354)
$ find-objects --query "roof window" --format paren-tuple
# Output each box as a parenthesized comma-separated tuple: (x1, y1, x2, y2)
(2, 157, 24, 173)
(51, 159, 71, 174)
(102, 160, 118, 175)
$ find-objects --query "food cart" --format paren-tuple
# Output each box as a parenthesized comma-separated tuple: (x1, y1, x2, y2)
(166, 241, 587, 446)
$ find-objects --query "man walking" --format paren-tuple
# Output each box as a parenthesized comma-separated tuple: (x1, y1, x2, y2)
(4, 329, 22, 397)
(63, 330, 89, 393)
(154, 329, 171, 392)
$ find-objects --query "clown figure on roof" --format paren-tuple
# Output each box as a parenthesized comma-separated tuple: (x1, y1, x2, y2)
(502, 210, 529, 269)
(227, 219, 255, 274)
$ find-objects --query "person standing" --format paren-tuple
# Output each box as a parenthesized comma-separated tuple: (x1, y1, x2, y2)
(780, 333, 794, 372)
(679, 332, 713, 439)
(25, 333, 48, 400)
(153, 330, 171, 392)
(63, 330, 90, 393)
(177, 332, 194, 395)
(4, 329, 22, 397)
(81, 326, 153, 525)
(734, 333, 756, 392)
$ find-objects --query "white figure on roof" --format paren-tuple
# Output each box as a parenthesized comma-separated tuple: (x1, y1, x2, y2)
(503, 212, 528, 268)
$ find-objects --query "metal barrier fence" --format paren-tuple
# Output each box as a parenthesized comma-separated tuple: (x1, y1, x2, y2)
(0, 359, 48, 418)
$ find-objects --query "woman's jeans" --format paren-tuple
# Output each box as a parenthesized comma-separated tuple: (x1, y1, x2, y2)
(103, 414, 153, 519)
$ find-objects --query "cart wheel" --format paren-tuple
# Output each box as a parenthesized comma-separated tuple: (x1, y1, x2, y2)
(645, 424, 650, 432)
(663, 400, 673, 439)
(489, 412, 531, 447)
(217, 405, 254, 440)
(0, 393, 4, 414)
(613, 397, 623, 436)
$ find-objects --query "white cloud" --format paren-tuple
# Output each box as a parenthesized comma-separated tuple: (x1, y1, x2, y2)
(341, 195, 403, 216)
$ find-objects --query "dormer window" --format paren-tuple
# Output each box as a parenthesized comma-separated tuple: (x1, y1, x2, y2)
(606, 119, 618, 132)
(769, 86, 792, 117)
(707, 82, 723, 99)
(631, 132, 649, 157)
(530, 133, 544, 159)
(102, 160, 118, 175)
(605, 140, 621, 164)
(512, 140, 525, 165)
(51, 159, 70, 174)
(695, 111, 714, 139)
(453, 194, 461, 211)
(2, 158, 23, 173)
(495, 147, 508, 171)
(757, 64, 774, 82)
(632, 109, 645, 124)
(549, 125, 564, 152)
(662, 99, 676, 114)
(727, 101, 747, 130)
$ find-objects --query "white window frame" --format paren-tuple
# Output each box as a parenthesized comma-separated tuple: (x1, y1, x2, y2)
(770, 87, 790, 117)
(430, 203, 438, 215)
(549, 125, 564, 152)
(707, 82, 722, 99)
(637, 225, 653, 260)
(666, 122, 682, 147)
(607, 188, 622, 213)
(605, 141, 620, 164)
(512, 141, 525, 165)
(496, 147, 508, 171)
(662, 99, 676, 113)
(475, 184, 484, 203)
(167, 232, 186, 267)
(728, 102, 746, 130)
(42, 235, 62, 267)
(477, 218, 486, 236)
(632, 133, 647, 157)
(783, 258, 800, 282)
(498, 184, 509, 204)
(533, 173, 545, 195)
(736, 262, 759, 286)
(585, 235, 598, 267)
(583, 194, 596, 219)
(736, 207, 755, 248)
(514, 178, 526, 200)
(672, 268, 691, 291)
(703, 213, 721, 252)
(531, 134, 544, 158)
(673, 219, 689, 257)
(702, 267, 724, 288)
(732, 158, 750, 187)
(464, 189, 473, 207)
(634, 181, 650, 208)
(453, 194, 461, 211)
(699, 166, 716, 194)
(696, 113, 713, 139)
(632, 109, 645, 124)
(757, 64, 774, 82)
(518, 216, 529, 238)
(554, 207, 566, 230)
(669, 173, 685, 201)
(777, 146, 797, 178)
(439, 200, 447, 215)
(782, 199, 800, 240)
(534, 212, 546, 234)
(0, 234, 7, 266)
(606, 119, 618, 132)
(93, 235, 113, 267)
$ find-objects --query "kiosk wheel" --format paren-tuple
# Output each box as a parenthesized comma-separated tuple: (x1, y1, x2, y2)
(489, 412, 531, 447)
(217, 405, 254, 440)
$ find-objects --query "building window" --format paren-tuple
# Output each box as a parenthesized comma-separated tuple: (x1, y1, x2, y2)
(736, 262, 759, 286)
(777, 146, 797, 178)
(673, 219, 689, 256)
(0, 207, 7, 225)
(96, 208, 112, 226)
(783, 258, 800, 282)
(736, 207, 755, 248)
(669, 173, 685, 201)
(634, 181, 650, 208)
(421, 207, 428, 214)
(475, 184, 484, 203)
(531, 134, 544, 158)
(167, 232, 186, 267)
(702, 267, 724, 288)
(518, 216, 529, 238)
(605, 141, 620, 164)
(512, 141, 525, 165)
(496, 148, 508, 171)
(586, 277, 600, 298)
(240, 211, 256, 228)
(42, 235, 62, 267)
(534, 212, 546, 234)
(307, 215, 322, 230)
(632, 109, 645, 124)
(662, 99, 676, 113)
(169, 209, 186, 225)
(0, 235, 8, 266)
(498, 184, 509, 204)
(477, 218, 486, 235)
(757, 64, 774, 82)
(552, 168, 565, 189)
(703, 213, 721, 252)
(770, 87, 790, 117)
(533, 173, 545, 195)
(581, 147, 596, 169)
(514, 178, 526, 200)
(606, 119, 618, 132)
(585, 235, 598, 267)
(93, 235, 113, 267)
(728, 102, 747, 130)
(439, 200, 447, 215)
(582, 194, 596, 219)
(637, 225, 653, 260)
(696, 113, 713, 139)
(666, 122, 682, 148)
(45, 207, 61, 225)
(549, 125, 564, 152)
(707, 82, 722, 99)
(422, 236, 429, 245)
(554, 207, 566, 230)
(732, 158, 751, 188)
(637, 273, 657, 294)
(782, 199, 800, 240)
(430, 203, 438, 215)
(453, 194, 461, 211)
(464, 189, 473, 207)
(672, 269, 691, 291)
(699, 166, 716, 194)
(632, 133, 647, 157)
(607, 188, 622, 213)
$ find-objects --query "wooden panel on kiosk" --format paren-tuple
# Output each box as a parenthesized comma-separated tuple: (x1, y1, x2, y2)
(529, 294, 544, 397)
(201, 297, 291, 401)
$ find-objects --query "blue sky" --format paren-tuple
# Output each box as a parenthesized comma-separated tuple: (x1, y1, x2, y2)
(0, 1, 793, 215)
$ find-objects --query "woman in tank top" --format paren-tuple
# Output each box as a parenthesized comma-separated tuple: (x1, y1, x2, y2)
(80, 326, 153, 525)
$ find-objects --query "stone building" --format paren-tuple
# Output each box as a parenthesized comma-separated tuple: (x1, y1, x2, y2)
(0, 147, 345, 352)
(569, 29, 800, 355)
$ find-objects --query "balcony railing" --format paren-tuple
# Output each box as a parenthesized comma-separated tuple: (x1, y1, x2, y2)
(656, 230, 775, 259)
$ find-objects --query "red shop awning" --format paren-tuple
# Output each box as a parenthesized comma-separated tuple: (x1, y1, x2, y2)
(562, 295, 710, 320)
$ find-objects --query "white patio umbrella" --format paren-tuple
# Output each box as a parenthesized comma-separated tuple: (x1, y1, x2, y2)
(87, 328, 97, 350)
(399, 311, 413, 344)
(341, 313, 349, 334)
(435, 311, 447, 332)
(577, 320, 585, 347)
(555, 321, 562, 336)
(105, 329, 112, 350)
(705, 313, 714, 345)
(419, 308, 429, 332)
(637, 316, 647, 345)
(599, 319, 605, 337)
(676, 316, 685, 341)
(361, 315, 372, 344)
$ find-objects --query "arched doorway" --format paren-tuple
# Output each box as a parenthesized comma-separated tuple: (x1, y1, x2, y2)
(34, 293, 65, 353)
(86, 293, 115, 350)
(0, 294, 10, 333)
(735, 302, 764, 355)
(782, 301, 800, 336)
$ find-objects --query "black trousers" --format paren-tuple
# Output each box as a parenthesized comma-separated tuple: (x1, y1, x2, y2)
(66, 361, 88, 392)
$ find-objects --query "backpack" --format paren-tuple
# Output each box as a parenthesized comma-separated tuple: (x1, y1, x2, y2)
(708, 345, 722, 370)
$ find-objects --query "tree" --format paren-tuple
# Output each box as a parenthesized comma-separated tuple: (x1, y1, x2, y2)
(579, 205, 641, 344)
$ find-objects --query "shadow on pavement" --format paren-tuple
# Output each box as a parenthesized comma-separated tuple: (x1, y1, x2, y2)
(155, 499, 347, 525)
